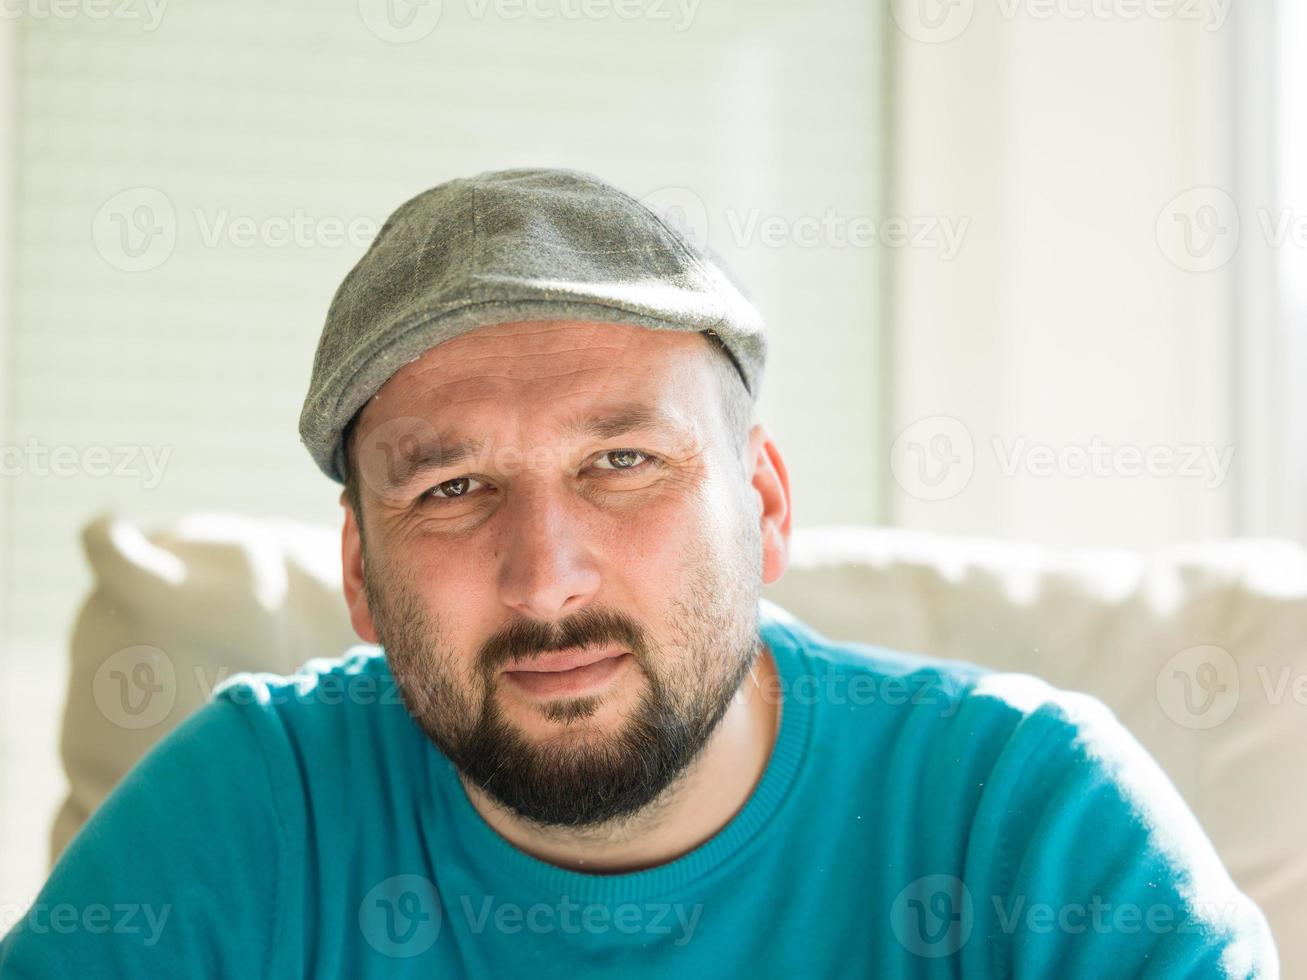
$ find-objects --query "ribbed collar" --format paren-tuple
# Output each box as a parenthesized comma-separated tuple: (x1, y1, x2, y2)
(426, 601, 813, 904)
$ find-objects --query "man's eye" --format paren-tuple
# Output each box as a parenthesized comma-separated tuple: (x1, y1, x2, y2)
(425, 475, 485, 500)
(593, 449, 653, 471)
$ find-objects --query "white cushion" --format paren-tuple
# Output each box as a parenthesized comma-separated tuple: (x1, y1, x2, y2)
(54, 512, 354, 853)
(58, 515, 1306, 974)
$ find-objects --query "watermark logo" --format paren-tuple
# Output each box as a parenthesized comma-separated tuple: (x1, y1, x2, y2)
(1156, 644, 1240, 729)
(890, 0, 975, 43)
(889, 415, 976, 502)
(353, 415, 451, 499)
(92, 645, 177, 730)
(639, 185, 711, 253)
(892, 426, 1235, 501)
(357, 0, 442, 41)
(359, 874, 443, 957)
(890, 874, 974, 957)
(94, 187, 381, 272)
(92, 187, 177, 273)
(1155, 186, 1240, 272)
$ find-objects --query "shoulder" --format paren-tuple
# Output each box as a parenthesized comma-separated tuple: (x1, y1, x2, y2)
(760, 596, 1099, 746)
(759, 596, 1186, 820)
(759, 601, 1277, 975)
(211, 643, 423, 760)
(203, 648, 428, 810)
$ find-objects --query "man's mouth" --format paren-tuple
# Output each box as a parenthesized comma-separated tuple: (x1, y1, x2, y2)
(501, 646, 632, 699)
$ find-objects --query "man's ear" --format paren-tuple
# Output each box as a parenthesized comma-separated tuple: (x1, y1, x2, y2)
(341, 491, 380, 643)
(746, 424, 791, 586)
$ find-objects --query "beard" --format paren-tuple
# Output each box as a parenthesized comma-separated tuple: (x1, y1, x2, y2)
(363, 507, 764, 831)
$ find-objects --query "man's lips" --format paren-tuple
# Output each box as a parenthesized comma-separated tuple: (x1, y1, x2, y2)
(502, 645, 628, 674)
(500, 646, 633, 700)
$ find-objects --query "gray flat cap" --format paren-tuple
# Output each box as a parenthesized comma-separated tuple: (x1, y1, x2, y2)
(299, 167, 767, 484)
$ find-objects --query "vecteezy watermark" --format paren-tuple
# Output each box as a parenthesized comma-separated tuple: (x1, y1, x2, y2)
(1155, 187, 1240, 272)
(1156, 644, 1240, 730)
(639, 186, 969, 260)
(93, 646, 178, 730)
(1154, 188, 1307, 272)
(890, 875, 975, 957)
(992, 436, 1235, 491)
(0, 0, 168, 30)
(1254, 664, 1307, 708)
(756, 662, 967, 716)
(358, 877, 703, 956)
(889, 416, 977, 502)
(1, 902, 172, 946)
(721, 209, 969, 259)
(990, 893, 1243, 936)
(214, 667, 408, 709)
(92, 186, 381, 273)
(889, 0, 1228, 44)
(889, 417, 1235, 502)
(359, 875, 444, 958)
(357, 0, 443, 42)
(356, 0, 697, 43)
(890, 875, 1242, 957)
(465, 0, 699, 31)
(994, 0, 1230, 31)
(458, 894, 703, 945)
(1158, 648, 1307, 729)
(0, 439, 172, 489)
(889, 0, 976, 44)
(92, 188, 178, 273)
(88, 653, 408, 732)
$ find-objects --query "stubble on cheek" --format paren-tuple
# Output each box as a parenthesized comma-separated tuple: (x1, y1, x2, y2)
(363, 553, 484, 735)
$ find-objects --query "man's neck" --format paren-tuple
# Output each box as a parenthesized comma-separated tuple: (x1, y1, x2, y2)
(461, 643, 782, 874)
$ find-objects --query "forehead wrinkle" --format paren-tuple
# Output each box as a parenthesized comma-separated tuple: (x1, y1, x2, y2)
(441, 399, 696, 450)
(434, 341, 640, 363)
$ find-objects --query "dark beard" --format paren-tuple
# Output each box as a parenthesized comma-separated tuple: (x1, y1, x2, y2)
(366, 560, 762, 830)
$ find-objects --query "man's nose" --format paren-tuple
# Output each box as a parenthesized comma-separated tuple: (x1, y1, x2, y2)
(496, 488, 602, 621)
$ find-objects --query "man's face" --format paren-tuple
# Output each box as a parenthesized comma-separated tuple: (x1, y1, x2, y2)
(344, 319, 776, 829)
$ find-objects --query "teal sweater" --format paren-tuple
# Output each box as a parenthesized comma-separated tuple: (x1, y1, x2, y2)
(0, 599, 1278, 977)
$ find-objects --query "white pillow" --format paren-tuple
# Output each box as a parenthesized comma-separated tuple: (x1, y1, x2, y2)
(54, 512, 354, 854)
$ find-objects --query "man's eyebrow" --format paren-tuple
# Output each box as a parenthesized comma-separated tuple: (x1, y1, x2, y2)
(562, 403, 693, 441)
(374, 403, 694, 493)
(375, 439, 481, 492)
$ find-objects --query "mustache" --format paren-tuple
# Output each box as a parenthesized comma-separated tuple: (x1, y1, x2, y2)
(480, 606, 648, 674)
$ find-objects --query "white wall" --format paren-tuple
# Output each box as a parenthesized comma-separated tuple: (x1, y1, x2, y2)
(885, 1, 1241, 549)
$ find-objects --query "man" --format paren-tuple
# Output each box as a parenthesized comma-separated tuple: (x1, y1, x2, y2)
(0, 168, 1278, 977)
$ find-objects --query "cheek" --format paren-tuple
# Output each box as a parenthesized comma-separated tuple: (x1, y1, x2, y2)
(594, 489, 714, 576)
(378, 545, 495, 652)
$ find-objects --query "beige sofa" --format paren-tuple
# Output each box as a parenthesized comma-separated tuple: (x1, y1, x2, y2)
(59, 513, 1307, 974)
